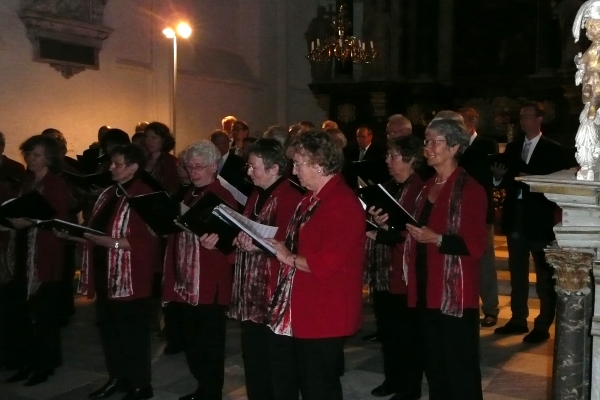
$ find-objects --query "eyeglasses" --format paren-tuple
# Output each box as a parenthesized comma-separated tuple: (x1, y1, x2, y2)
(423, 138, 447, 147)
(292, 160, 309, 168)
(385, 153, 402, 160)
(185, 164, 210, 172)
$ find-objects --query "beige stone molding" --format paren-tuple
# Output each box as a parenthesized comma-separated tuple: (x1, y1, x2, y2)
(18, 0, 113, 78)
(545, 248, 594, 295)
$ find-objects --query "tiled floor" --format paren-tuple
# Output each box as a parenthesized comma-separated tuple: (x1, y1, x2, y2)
(0, 236, 552, 400)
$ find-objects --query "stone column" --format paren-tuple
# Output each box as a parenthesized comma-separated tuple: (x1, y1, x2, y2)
(545, 248, 594, 400)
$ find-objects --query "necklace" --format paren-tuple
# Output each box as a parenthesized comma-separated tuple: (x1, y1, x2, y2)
(115, 188, 123, 197)
(434, 177, 447, 185)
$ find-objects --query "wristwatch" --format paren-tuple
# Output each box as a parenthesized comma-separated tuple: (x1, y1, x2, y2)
(114, 240, 120, 250)
(435, 235, 443, 248)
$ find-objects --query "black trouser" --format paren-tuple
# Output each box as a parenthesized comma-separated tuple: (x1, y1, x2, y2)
(0, 279, 30, 369)
(56, 242, 76, 320)
(507, 203, 556, 331)
(241, 320, 274, 400)
(182, 303, 227, 400)
(269, 331, 345, 400)
(96, 297, 152, 388)
(163, 301, 186, 349)
(28, 282, 62, 370)
(421, 308, 482, 400)
(373, 291, 423, 396)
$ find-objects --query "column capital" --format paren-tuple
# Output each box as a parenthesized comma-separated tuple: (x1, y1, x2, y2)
(544, 248, 594, 295)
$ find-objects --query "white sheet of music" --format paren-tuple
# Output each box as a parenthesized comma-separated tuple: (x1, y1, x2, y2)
(215, 204, 278, 239)
(217, 176, 248, 206)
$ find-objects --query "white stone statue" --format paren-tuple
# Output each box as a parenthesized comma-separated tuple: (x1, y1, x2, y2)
(573, 1, 600, 180)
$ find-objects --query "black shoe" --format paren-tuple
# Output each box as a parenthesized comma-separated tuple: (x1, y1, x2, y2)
(6, 367, 32, 383)
(89, 378, 129, 399)
(122, 385, 153, 400)
(494, 322, 529, 335)
(362, 332, 380, 342)
(389, 393, 421, 400)
(23, 369, 54, 386)
(480, 314, 498, 328)
(523, 329, 550, 344)
(163, 345, 184, 355)
(371, 383, 398, 397)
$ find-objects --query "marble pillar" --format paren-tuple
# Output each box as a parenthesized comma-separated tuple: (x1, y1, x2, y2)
(545, 248, 593, 400)
(518, 170, 600, 400)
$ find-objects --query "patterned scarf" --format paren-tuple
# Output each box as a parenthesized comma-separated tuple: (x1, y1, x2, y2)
(364, 178, 409, 292)
(266, 195, 321, 336)
(230, 195, 279, 322)
(403, 169, 468, 317)
(79, 186, 134, 299)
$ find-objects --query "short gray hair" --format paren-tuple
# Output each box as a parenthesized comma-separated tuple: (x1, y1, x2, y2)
(432, 110, 465, 126)
(263, 125, 289, 146)
(184, 140, 220, 165)
(426, 119, 470, 160)
(388, 114, 412, 129)
(325, 128, 347, 148)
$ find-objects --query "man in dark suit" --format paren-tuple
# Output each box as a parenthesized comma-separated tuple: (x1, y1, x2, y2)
(493, 101, 574, 343)
(210, 130, 250, 195)
(459, 108, 501, 328)
(344, 126, 388, 188)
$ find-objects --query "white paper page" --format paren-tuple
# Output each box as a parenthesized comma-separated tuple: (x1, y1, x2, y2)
(217, 176, 248, 206)
(214, 204, 277, 254)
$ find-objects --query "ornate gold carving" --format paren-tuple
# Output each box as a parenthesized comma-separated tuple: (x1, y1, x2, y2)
(545, 248, 594, 294)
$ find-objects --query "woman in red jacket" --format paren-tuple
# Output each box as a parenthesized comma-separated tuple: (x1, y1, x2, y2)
(163, 141, 236, 400)
(404, 119, 487, 400)
(266, 130, 366, 400)
(79, 144, 161, 400)
(366, 135, 425, 400)
(144, 122, 180, 195)
(4, 135, 70, 386)
(229, 138, 303, 400)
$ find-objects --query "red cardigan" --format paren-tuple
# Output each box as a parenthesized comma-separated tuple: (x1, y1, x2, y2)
(162, 180, 236, 306)
(291, 174, 366, 338)
(83, 178, 161, 300)
(388, 174, 424, 294)
(151, 152, 181, 196)
(32, 171, 71, 283)
(405, 168, 487, 310)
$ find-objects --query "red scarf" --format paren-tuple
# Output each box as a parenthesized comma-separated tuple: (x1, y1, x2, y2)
(230, 195, 279, 322)
(266, 195, 320, 336)
(79, 186, 133, 299)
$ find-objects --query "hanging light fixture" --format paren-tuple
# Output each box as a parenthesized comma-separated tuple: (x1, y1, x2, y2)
(307, 4, 377, 64)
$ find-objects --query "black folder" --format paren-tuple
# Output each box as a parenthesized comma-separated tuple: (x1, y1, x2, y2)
(126, 191, 182, 236)
(178, 192, 239, 253)
(0, 190, 57, 221)
(61, 169, 113, 190)
(34, 219, 104, 238)
(139, 171, 167, 193)
(357, 184, 419, 230)
(366, 219, 379, 232)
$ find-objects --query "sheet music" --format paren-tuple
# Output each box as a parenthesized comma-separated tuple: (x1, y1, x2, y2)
(214, 204, 277, 254)
(217, 176, 248, 206)
(180, 202, 190, 215)
(376, 184, 417, 224)
(357, 176, 369, 189)
(359, 197, 368, 210)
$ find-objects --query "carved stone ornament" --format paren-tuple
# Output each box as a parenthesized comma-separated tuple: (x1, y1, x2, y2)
(544, 247, 594, 295)
(337, 103, 356, 124)
(18, 0, 113, 78)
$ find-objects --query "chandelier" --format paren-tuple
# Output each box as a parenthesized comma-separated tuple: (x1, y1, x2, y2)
(307, 4, 377, 64)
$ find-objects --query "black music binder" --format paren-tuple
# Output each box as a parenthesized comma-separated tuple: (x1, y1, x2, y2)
(357, 184, 419, 230)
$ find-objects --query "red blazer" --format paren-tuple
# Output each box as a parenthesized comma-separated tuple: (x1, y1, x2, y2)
(84, 178, 161, 300)
(388, 174, 424, 294)
(34, 171, 71, 283)
(406, 168, 487, 310)
(292, 174, 366, 338)
(163, 179, 236, 306)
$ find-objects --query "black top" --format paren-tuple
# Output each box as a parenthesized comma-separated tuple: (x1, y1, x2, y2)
(416, 200, 434, 308)
(251, 176, 285, 221)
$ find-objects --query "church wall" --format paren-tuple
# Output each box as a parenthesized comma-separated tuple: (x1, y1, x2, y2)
(0, 0, 324, 162)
